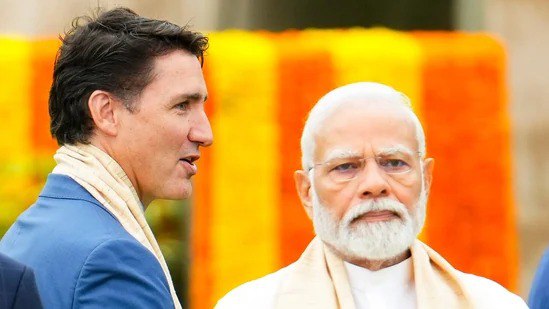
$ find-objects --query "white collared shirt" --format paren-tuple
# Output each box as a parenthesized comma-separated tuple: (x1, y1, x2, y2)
(344, 258, 417, 309)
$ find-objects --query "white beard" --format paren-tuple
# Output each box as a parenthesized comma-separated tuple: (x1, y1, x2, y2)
(311, 186, 427, 261)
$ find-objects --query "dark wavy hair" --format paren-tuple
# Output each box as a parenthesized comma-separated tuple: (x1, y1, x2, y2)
(49, 7, 209, 145)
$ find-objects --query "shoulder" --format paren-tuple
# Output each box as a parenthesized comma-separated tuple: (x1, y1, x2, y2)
(0, 253, 42, 309)
(0, 252, 25, 277)
(0, 253, 26, 297)
(457, 272, 528, 308)
(14, 264, 43, 309)
(73, 238, 173, 308)
(215, 265, 293, 309)
(80, 238, 165, 278)
(418, 241, 527, 308)
(0, 191, 134, 271)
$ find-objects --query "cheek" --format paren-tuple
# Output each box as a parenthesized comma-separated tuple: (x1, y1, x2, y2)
(127, 116, 161, 146)
(391, 172, 423, 210)
(166, 119, 191, 143)
(145, 119, 189, 152)
(314, 179, 355, 220)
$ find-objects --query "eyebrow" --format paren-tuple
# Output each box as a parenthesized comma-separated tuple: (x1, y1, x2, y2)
(323, 145, 415, 162)
(323, 149, 362, 162)
(172, 92, 208, 103)
(376, 145, 414, 156)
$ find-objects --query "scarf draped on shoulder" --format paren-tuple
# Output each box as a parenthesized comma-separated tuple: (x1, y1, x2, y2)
(274, 237, 475, 309)
(53, 144, 181, 309)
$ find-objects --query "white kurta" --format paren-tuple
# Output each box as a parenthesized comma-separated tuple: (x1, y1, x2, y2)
(216, 253, 526, 309)
(344, 258, 416, 309)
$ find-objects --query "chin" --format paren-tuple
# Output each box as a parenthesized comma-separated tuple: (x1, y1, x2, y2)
(161, 182, 193, 201)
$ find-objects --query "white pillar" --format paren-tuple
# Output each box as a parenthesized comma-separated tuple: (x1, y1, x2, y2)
(484, 0, 549, 298)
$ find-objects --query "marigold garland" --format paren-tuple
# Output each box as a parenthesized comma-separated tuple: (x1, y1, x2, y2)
(0, 30, 518, 309)
(327, 28, 424, 113)
(272, 30, 335, 266)
(414, 32, 517, 290)
(0, 37, 34, 230)
(192, 31, 281, 307)
(0, 38, 32, 162)
(190, 55, 217, 309)
(30, 39, 59, 156)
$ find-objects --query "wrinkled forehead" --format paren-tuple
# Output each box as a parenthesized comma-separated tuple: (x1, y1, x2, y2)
(313, 100, 419, 161)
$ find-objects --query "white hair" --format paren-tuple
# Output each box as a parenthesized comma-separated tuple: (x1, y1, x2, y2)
(300, 82, 426, 171)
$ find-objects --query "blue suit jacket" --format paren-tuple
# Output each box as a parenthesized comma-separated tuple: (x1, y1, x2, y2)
(530, 248, 549, 309)
(0, 252, 43, 309)
(0, 174, 174, 309)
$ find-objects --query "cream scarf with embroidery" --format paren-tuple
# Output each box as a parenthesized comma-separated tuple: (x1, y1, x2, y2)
(275, 237, 476, 309)
(52, 144, 181, 309)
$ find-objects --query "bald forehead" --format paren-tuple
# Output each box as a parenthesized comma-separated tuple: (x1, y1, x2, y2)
(313, 99, 419, 158)
(300, 82, 426, 170)
(320, 98, 416, 130)
(318, 82, 409, 104)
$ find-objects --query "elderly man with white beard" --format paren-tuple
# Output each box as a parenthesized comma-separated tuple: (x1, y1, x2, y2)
(216, 82, 527, 309)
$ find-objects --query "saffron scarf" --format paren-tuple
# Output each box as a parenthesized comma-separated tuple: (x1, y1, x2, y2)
(52, 144, 181, 308)
(275, 237, 475, 309)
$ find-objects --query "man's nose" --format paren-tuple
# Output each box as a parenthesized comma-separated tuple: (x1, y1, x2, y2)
(189, 109, 213, 147)
(356, 160, 390, 198)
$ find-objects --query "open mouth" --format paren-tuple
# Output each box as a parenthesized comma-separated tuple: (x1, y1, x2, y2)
(179, 154, 200, 174)
(180, 154, 200, 165)
(180, 158, 195, 165)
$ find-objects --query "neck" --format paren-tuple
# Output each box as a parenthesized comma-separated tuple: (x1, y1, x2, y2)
(88, 139, 149, 209)
(343, 249, 411, 271)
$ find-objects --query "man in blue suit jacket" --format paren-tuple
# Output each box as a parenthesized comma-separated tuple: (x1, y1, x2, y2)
(0, 174, 173, 308)
(0, 252, 42, 309)
(0, 7, 212, 309)
(530, 249, 549, 309)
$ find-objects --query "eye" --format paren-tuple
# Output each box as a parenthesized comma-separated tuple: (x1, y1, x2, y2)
(332, 162, 360, 172)
(175, 101, 190, 111)
(378, 158, 410, 172)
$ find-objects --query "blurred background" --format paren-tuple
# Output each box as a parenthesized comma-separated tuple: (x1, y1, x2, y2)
(1, 0, 548, 308)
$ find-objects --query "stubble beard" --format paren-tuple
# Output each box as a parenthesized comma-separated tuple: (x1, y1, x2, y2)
(311, 185, 427, 261)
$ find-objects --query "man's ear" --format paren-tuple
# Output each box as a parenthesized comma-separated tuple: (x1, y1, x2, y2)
(294, 170, 313, 220)
(423, 158, 435, 193)
(87, 90, 119, 137)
